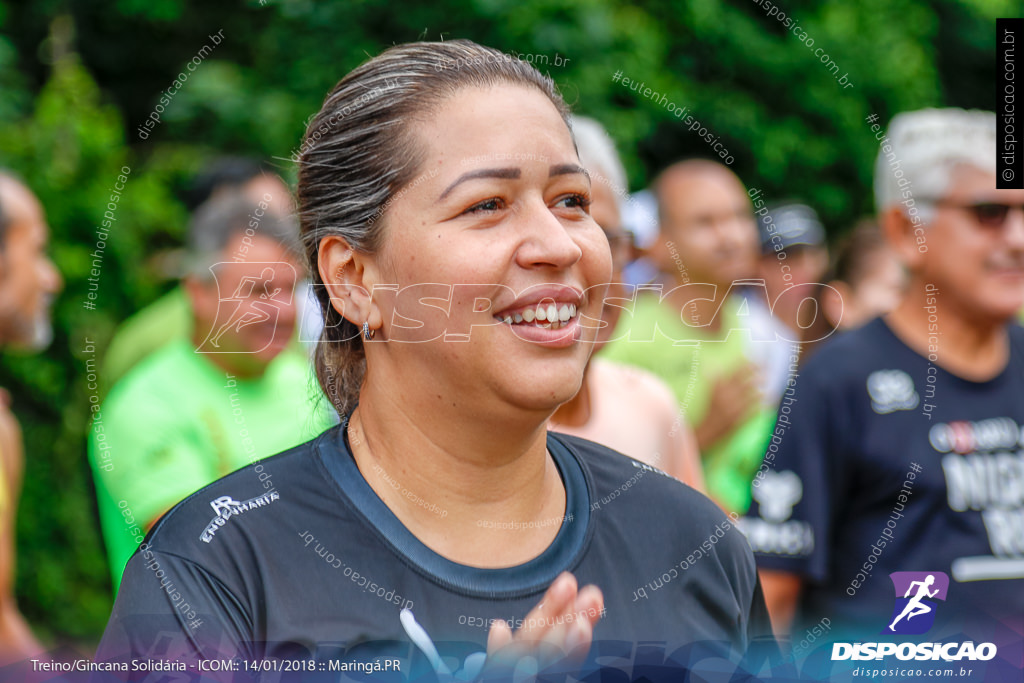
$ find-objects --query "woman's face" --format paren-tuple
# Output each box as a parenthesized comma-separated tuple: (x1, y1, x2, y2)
(367, 84, 612, 414)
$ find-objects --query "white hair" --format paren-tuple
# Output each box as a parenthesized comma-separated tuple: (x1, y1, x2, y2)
(874, 108, 996, 220)
(570, 115, 627, 215)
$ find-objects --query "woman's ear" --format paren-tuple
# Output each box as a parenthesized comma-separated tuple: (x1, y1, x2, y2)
(318, 236, 384, 331)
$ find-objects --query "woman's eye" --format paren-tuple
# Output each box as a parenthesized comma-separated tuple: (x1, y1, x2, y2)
(555, 193, 592, 211)
(463, 198, 504, 214)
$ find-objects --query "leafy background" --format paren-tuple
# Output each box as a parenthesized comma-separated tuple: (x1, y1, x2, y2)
(0, 0, 1012, 651)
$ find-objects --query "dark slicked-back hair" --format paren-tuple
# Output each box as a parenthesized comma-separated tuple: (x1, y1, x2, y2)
(296, 39, 572, 416)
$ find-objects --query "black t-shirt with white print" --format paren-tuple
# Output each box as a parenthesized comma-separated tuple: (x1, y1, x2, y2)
(742, 317, 1024, 643)
(94, 426, 774, 682)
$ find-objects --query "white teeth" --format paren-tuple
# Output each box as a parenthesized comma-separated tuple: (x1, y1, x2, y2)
(499, 301, 579, 327)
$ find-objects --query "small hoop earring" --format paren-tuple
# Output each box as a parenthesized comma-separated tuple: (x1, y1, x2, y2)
(362, 321, 375, 341)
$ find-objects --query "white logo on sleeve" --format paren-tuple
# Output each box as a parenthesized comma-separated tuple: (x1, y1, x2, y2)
(867, 370, 920, 414)
(753, 470, 803, 522)
(200, 490, 280, 543)
(210, 496, 240, 516)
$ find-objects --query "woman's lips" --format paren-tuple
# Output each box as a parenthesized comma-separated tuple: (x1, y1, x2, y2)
(499, 312, 582, 347)
(491, 295, 584, 347)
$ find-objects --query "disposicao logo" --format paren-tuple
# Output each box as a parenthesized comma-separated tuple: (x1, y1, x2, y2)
(832, 571, 997, 662)
(884, 571, 948, 635)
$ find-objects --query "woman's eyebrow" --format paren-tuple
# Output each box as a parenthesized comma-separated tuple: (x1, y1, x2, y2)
(438, 168, 521, 200)
(437, 164, 589, 202)
(549, 163, 588, 179)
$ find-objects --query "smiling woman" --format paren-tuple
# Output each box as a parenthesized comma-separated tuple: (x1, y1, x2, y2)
(97, 40, 775, 681)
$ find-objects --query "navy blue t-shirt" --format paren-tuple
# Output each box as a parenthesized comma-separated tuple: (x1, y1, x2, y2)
(95, 427, 774, 681)
(742, 318, 1024, 642)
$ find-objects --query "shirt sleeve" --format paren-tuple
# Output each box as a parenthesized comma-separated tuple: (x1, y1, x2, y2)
(722, 517, 782, 663)
(741, 366, 843, 583)
(738, 578, 784, 676)
(95, 544, 256, 672)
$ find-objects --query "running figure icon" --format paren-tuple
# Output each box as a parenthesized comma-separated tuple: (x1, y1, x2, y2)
(888, 574, 939, 631)
(209, 267, 281, 348)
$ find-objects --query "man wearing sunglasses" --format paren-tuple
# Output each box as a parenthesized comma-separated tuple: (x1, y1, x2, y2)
(743, 108, 1024, 661)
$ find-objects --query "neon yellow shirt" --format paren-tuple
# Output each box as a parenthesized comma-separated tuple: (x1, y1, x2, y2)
(601, 294, 774, 513)
(101, 287, 191, 397)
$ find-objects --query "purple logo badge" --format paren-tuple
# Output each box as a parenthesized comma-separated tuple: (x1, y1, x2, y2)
(883, 571, 949, 635)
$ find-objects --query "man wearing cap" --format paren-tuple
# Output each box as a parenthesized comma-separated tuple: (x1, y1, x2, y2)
(742, 202, 830, 397)
(743, 109, 1024, 658)
(753, 202, 829, 335)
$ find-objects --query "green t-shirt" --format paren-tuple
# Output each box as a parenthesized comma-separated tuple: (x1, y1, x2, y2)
(601, 294, 774, 513)
(101, 286, 192, 397)
(89, 338, 335, 589)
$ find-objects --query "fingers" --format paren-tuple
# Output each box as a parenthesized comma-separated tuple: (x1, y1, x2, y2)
(484, 573, 605, 671)
(486, 572, 576, 663)
(727, 361, 758, 383)
(574, 584, 604, 620)
(727, 363, 762, 396)
(562, 584, 604, 664)
(517, 572, 577, 641)
(564, 614, 591, 657)
(486, 618, 513, 654)
(520, 577, 604, 661)
(721, 363, 763, 412)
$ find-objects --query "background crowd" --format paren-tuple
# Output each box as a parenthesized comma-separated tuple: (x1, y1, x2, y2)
(0, 0, 1017, 660)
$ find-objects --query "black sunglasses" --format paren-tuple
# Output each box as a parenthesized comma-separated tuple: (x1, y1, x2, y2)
(931, 200, 1024, 228)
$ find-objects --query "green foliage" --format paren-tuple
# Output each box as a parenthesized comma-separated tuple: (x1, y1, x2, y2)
(0, 53, 129, 644)
(0, 0, 1003, 650)
(0, 46, 200, 645)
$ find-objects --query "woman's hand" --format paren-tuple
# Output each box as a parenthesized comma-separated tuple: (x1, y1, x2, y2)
(483, 572, 604, 678)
